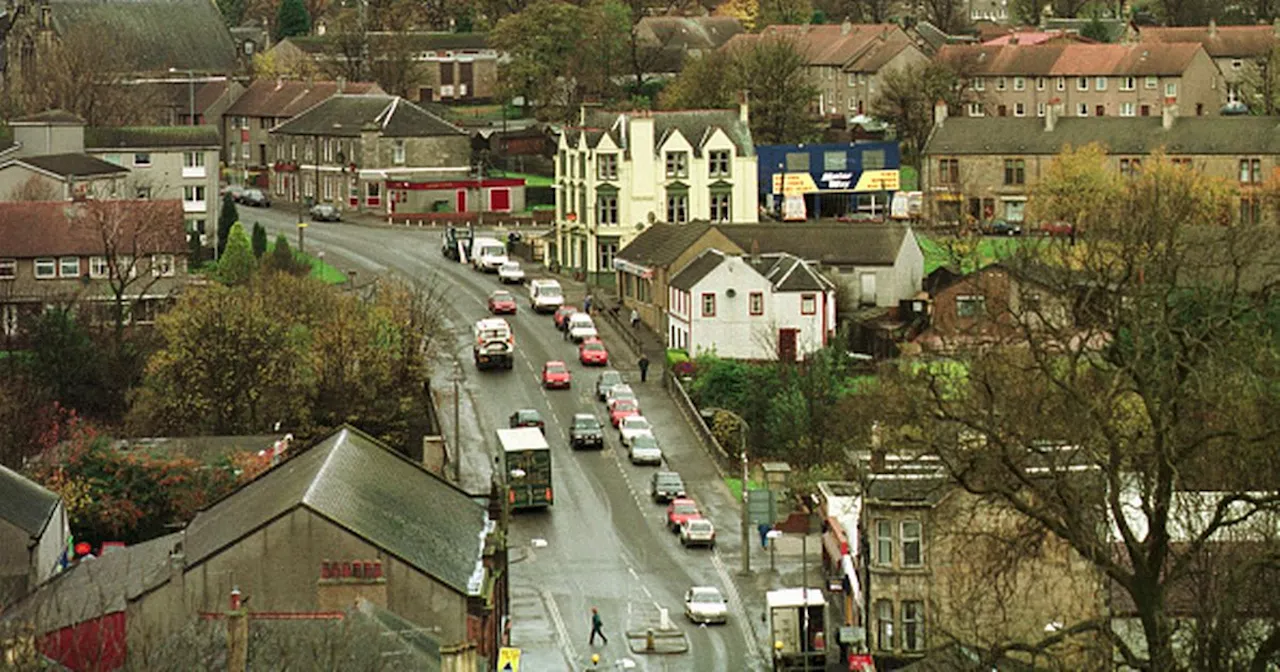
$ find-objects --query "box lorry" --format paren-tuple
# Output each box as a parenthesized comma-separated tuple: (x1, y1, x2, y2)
(498, 427, 553, 510)
(767, 588, 828, 671)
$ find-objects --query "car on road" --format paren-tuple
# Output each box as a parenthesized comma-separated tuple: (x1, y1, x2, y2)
(509, 409, 545, 433)
(618, 415, 654, 446)
(498, 261, 525, 284)
(570, 413, 604, 450)
(554, 305, 578, 330)
(684, 586, 728, 624)
(579, 339, 609, 366)
(471, 237, 509, 273)
(568, 314, 598, 343)
(628, 434, 662, 465)
(530, 279, 565, 313)
(240, 188, 270, 207)
(609, 398, 640, 427)
(1040, 221, 1074, 237)
(666, 498, 702, 532)
(982, 219, 1021, 236)
(596, 370, 625, 401)
(542, 361, 571, 390)
(488, 290, 517, 315)
(650, 472, 686, 502)
(680, 519, 716, 549)
(605, 384, 636, 408)
(309, 203, 341, 222)
(222, 185, 246, 201)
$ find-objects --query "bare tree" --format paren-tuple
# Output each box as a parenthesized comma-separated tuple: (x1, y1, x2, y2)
(6, 175, 61, 202)
(19, 27, 160, 126)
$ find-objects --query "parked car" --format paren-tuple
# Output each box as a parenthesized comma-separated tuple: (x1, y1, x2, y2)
(554, 305, 579, 330)
(628, 434, 662, 465)
(605, 384, 636, 408)
(1040, 221, 1074, 237)
(488, 290, 517, 315)
(596, 370, 625, 401)
(579, 339, 609, 366)
(609, 398, 640, 427)
(570, 413, 604, 450)
(568, 314, 598, 343)
(309, 203, 341, 222)
(541, 361, 571, 389)
(222, 185, 246, 201)
(982, 219, 1021, 236)
(498, 261, 525, 284)
(680, 518, 716, 549)
(684, 586, 728, 624)
(618, 415, 654, 446)
(650, 471, 686, 502)
(241, 188, 270, 207)
(509, 409, 545, 433)
(666, 498, 702, 532)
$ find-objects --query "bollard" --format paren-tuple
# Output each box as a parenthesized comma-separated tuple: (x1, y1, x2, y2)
(645, 628, 655, 651)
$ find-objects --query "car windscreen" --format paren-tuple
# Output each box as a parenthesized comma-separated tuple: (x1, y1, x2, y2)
(674, 503, 698, 514)
(480, 245, 505, 257)
(574, 416, 600, 428)
(546, 363, 567, 373)
(656, 475, 682, 485)
(539, 286, 562, 296)
(480, 328, 508, 339)
(632, 435, 657, 448)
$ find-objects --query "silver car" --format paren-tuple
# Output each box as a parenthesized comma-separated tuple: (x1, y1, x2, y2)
(680, 518, 716, 549)
(628, 434, 662, 465)
(684, 586, 728, 624)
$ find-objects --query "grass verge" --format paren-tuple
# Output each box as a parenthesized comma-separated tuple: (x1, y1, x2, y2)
(724, 477, 766, 502)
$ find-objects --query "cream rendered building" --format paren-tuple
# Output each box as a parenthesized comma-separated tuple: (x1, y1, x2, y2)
(555, 104, 758, 281)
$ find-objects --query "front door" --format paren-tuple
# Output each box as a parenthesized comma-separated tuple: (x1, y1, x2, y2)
(777, 328, 798, 362)
(456, 188, 467, 213)
(459, 61, 474, 99)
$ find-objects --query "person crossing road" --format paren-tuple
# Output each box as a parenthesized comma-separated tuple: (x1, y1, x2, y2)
(589, 607, 608, 646)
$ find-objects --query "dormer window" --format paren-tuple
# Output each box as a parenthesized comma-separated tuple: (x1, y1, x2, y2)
(708, 150, 731, 177)
(597, 153, 618, 181)
(665, 151, 688, 179)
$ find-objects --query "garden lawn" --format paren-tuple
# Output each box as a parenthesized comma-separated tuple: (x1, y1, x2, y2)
(899, 165, 919, 191)
(489, 170, 554, 188)
(725, 477, 766, 502)
(917, 234, 1038, 274)
(265, 242, 348, 285)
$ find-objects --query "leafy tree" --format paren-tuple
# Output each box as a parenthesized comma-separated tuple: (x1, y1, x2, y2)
(659, 50, 737, 110)
(217, 193, 239, 258)
(252, 222, 268, 259)
(216, 0, 247, 25)
(921, 0, 963, 34)
(576, 0, 633, 104)
(871, 61, 971, 163)
(264, 234, 310, 276)
(274, 0, 312, 40)
(217, 222, 257, 285)
(757, 0, 813, 26)
(870, 149, 1280, 670)
(1079, 11, 1112, 42)
(25, 310, 107, 419)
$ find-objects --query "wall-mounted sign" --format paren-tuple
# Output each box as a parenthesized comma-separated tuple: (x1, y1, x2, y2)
(782, 194, 807, 221)
(853, 169, 900, 192)
(771, 173, 819, 195)
(820, 172, 854, 189)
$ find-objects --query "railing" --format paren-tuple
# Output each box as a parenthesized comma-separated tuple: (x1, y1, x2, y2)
(384, 211, 554, 227)
(587, 290, 642, 356)
(665, 373, 734, 473)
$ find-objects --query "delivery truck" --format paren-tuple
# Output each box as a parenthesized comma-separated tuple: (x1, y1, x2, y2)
(497, 427, 553, 510)
(767, 588, 828, 671)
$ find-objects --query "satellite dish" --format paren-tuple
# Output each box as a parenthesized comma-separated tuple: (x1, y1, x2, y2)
(646, 211, 656, 224)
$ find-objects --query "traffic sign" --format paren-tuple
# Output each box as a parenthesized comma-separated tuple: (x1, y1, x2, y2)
(498, 647, 520, 672)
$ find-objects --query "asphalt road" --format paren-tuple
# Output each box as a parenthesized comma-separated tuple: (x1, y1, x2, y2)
(249, 210, 766, 672)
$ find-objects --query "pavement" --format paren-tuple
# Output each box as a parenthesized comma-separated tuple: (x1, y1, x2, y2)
(249, 205, 839, 671)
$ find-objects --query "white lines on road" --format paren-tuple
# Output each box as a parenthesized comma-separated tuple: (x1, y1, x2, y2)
(541, 587, 579, 667)
(711, 552, 761, 663)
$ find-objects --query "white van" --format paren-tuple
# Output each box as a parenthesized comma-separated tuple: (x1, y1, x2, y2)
(471, 237, 508, 272)
(529, 279, 564, 313)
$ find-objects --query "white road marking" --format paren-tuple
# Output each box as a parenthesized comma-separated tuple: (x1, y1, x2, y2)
(711, 552, 761, 661)
(541, 588, 579, 665)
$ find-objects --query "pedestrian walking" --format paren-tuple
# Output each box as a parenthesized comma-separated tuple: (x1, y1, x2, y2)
(638, 354, 650, 383)
(584, 295, 593, 315)
(630, 309, 640, 329)
(759, 523, 771, 549)
(589, 607, 608, 646)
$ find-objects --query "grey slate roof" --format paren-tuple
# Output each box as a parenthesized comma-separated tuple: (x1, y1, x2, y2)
(749, 252, 835, 292)
(84, 126, 219, 150)
(716, 223, 910, 266)
(50, 0, 236, 74)
(615, 222, 713, 268)
(271, 95, 464, 138)
(13, 153, 129, 177)
(182, 427, 488, 595)
(11, 109, 84, 125)
(0, 464, 60, 538)
(924, 116, 1280, 156)
(570, 108, 754, 157)
(669, 248, 726, 290)
(865, 475, 953, 506)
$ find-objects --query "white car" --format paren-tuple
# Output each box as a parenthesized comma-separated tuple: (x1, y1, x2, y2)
(605, 384, 636, 408)
(619, 415, 654, 446)
(628, 434, 663, 465)
(498, 261, 525, 284)
(684, 586, 728, 624)
(680, 519, 716, 548)
(568, 314, 598, 343)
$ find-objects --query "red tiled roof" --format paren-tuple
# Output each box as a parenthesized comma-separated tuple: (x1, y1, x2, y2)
(937, 42, 1204, 76)
(225, 79, 384, 118)
(0, 200, 186, 257)
(721, 23, 913, 70)
(1140, 24, 1276, 58)
(983, 30, 1094, 45)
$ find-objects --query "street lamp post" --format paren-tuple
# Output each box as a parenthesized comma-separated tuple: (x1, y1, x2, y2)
(705, 407, 752, 575)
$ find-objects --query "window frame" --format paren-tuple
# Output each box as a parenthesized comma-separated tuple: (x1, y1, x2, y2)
(710, 192, 732, 222)
(393, 139, 406, 165)
(995, 76, 1007, 91)
(1095, 76, 1107, 91)
(972, 77, 985, 91)
(665, 151, 689, 179)
(901, 520, 923, 567)
(0, 258, 15, 279)
(700, 292, 716, 318)
(666, 193, 689, 224)
(58, 256, 80, 278)
(1003, 158, 1025, 185)
(876, 600, 894, 651)
(34, 258, 56, 279)
(151, 253, 175, 278)
(939, 158, 959, 185)
(133, 152, 152, 167)
(956, 294, 986, 318)
(1165, 82, 1177, 97)
(1076, 76, 1088, 91)
(1146, 76, 1158, 89)
(89, 256, 109, 279)
(597, 153, 619, 181)
(708, 150, 731, 177)
(801, 293, 817, 315)
(1240, 157, 1263, 184)
(1121, 76, 1136, 91)
(597, 194, 618, 225)
(902, 600, 925, 652)
(749, 291, 764, 316)
(1012, 76, 1025, 91)
(874, 518, 893, 566)
(1077, 103, 1089, 117)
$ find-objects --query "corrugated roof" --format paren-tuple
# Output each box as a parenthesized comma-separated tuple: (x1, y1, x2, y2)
(50, 0, 236, 74)
(1139, 24, 1276, 58)
(669, 248, 726, 290)
(84, 126, 219, 150)
(182, 427, 488, 595)
(224, 79, 384, 118)
(716, 223, 910, 266)
(270, 95, 464, 138)
(614, 222, 714, 267)
(0, 200, 187, 257)
(923, 116, 1280, 155)
(13, 153, 128, 178)
(936, 42, 1205, 76)
(0, 464, 60, 538)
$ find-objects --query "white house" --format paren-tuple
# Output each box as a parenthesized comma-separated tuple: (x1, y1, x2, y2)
(0, 464, 70, 608)
(668, 249, 836, 361)
(555, 103, 759, 281)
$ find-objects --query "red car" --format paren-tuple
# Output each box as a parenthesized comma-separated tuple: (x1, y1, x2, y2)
(666, 498, 702, 532)
(579, 338, 609, 366)
(1039, 221, 1075, 237)
(609, 398, 640, 426)
(554, 305, 578, 330)
(488, 290, 517, 315)
(541, 361, 572, 389)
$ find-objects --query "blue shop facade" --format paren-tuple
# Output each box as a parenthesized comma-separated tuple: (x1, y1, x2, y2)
(757, 142, 902, 221)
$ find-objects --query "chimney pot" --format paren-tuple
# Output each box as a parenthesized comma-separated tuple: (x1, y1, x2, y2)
(1208, 18, 1217, 37)
(934, 99, 949, 126)
(738, 90, 750, 124)
(1045, 98, 1061, 132)
(841, 18, 853, 35)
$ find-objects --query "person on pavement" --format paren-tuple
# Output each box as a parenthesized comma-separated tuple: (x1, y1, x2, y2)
(630, 309, 640, 329)
(584, 295, 593, 314)
(638, 355, 650, 383)
(590, 607, 608, 646)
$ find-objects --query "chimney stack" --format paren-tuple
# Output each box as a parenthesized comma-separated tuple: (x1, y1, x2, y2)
(336, 76, 346, 93)
(737, 90, 750, 124)
(934, 99, 948, 126)
(1045, 97, 1061, 132)
(1162, 96, 1178, 129)
(841, 17, 853, 35)
(1208, 18, 1217, 37)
